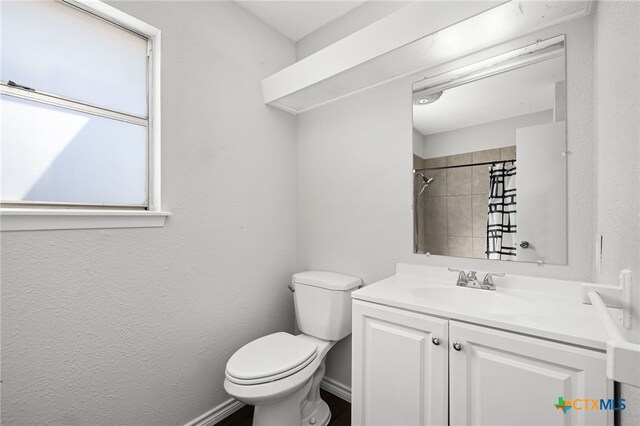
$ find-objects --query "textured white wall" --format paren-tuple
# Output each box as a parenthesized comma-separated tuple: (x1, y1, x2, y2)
(595, 0, 640, 338)
(0, 2, 297, 425)
(422, 110, 553, 158)
(594, 0, 640, 421)
(297, 16, 596, 389)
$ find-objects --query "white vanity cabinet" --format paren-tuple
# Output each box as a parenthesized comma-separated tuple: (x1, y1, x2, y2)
(352, 300, 611, 426)
(352, 300, 449, 426)
(449, 321, 611, 426)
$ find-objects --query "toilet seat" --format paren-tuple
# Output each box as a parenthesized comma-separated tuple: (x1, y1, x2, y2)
(226, 332, 318, 385)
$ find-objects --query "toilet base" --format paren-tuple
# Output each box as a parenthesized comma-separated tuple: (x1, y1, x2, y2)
(301, 360, 330, 426)
(251, 359, 333, 426)
(253, 379, 312, 426)
(251, 384, 332, 426)
(301, 399, 331, 426)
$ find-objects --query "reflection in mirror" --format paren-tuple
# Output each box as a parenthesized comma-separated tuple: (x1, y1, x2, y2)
(413, 36, 567, 264)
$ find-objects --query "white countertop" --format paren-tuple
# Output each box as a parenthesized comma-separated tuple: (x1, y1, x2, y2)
(352, 264, 611, 351)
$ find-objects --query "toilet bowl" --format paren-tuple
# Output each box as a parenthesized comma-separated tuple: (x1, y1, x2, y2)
(224, 271, 362, 426)
(224, 333, 335, 425)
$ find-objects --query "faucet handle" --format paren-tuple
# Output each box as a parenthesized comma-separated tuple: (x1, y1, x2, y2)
(448, 268, 468, 284)
(483, 272, 505, 286)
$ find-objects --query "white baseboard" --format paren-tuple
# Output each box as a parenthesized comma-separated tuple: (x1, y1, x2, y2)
(184, 378, 350, 426)
(183, 397, 245, 426)
(320, 377, 352, 403)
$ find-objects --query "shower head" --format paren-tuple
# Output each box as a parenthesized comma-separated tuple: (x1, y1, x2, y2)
(417, 173, 434, 196)
(418, 173, 434, 185)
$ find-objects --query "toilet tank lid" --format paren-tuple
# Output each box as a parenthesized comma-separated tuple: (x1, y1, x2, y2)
(292, 271, 362, 291)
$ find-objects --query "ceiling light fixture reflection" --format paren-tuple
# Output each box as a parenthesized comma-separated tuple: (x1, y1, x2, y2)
(413, 91, 442, 106)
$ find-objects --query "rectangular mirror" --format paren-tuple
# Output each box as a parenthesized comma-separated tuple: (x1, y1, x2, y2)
(413, 35, 567, 264)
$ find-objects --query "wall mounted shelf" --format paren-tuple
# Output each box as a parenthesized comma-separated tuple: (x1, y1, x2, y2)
(261, 0, 594, 115)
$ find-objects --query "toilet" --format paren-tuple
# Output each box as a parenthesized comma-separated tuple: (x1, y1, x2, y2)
(224, 271, 362, 426)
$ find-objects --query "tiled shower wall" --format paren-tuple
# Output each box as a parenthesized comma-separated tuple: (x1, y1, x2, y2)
(414, 146, 516, 259)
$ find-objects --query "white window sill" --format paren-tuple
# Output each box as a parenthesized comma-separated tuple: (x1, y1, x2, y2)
(0, 208, 171, 231)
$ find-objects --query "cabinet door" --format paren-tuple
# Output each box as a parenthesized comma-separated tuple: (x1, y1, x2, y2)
(352, 300, 448, 426)
(449, 321, 612, 426)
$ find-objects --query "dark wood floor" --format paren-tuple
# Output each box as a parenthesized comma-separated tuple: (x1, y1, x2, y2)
(217, 390, 350, 426)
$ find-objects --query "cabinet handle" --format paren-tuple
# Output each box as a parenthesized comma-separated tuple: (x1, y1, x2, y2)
(452, 342, 463, 351)
(432, 337, 440, 346)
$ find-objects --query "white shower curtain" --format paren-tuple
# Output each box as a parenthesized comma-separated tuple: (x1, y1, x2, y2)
(486, 161, 517, 260)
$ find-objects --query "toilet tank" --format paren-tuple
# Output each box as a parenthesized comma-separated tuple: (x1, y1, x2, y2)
(292, 271, 362, 341)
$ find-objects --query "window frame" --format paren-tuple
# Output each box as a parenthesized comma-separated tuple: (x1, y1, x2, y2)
(0, 0, 170, 231)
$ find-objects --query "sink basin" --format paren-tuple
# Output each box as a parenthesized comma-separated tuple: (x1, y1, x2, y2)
(410, 286, 540, 316)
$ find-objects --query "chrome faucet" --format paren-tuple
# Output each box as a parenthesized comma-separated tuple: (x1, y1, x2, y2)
(448, 268, 466, 285)
(450, 268, 467, 285)
(448, 269, 504, 291)
(448, 268, 480, 288)
(481, 272, 505, 291)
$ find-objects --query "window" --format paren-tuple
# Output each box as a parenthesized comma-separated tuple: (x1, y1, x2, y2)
(0, 0, 168, 230)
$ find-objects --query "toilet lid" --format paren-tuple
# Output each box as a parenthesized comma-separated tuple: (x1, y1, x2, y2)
(226, 332, 318, 385)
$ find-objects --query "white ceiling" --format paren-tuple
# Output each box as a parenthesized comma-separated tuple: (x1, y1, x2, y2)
(235, 1, 367, 41)
(413, 56, 565, 136)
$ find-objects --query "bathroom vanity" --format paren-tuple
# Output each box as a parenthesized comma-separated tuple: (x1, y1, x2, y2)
(351, 264, 613, 426)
